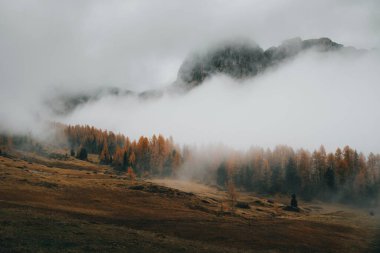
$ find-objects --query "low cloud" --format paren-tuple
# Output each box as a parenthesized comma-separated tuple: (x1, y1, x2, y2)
(61, 50, 380, 153)
(0, 0, 379, 152)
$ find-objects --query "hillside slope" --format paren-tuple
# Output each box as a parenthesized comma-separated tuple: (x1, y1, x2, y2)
(0, 150, 379, 252)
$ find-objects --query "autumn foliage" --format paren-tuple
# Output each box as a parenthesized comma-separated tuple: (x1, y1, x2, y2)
(1, 125, 379, 206)
(213, 145, 380, 205)
(64, 125, 183, 177)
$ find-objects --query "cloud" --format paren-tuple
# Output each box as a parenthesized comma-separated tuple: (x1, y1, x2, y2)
(61, 50, 380, 153)
(0, 0, 379, 152)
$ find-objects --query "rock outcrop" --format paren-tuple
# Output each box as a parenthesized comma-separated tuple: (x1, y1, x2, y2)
(176, 37, 346, 88)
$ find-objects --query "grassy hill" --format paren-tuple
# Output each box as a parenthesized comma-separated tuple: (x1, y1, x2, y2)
(0, 149, 379, 252)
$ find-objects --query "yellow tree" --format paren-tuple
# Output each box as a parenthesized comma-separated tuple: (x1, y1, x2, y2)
(171, 150, 182, 176)
(149, 135, 160, 175)
(136, 136, 150, 173)
(126, 166, 136, 181)
(113, 146, 124, 168)
(129, 152, 136, 168)
(297, 149, 312, 197)
(99, 139, 111, 164)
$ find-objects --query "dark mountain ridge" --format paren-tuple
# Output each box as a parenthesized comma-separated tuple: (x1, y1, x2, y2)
(48, 37, 365, 115)
(176, 37, 351, 88)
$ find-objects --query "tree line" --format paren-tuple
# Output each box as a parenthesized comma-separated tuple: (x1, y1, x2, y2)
(1, 125, 379, 206)
(214, 145, 380, 206)
(64, 125, 182, 177)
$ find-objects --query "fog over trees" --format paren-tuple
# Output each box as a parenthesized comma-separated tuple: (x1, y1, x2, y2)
(1, 125, 379, 206)
(1, 2, 380, 252)
(0, 0, 379, 205)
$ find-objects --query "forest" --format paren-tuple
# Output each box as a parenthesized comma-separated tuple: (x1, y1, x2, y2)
(1, 124, 379, 206)
(213, 145, 380, 205)
(64, 125, 182, 177)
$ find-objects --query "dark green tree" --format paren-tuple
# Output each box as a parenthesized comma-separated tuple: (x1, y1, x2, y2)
(217, 162, 228, 187)
(285, 157, 301, 194)
(76, 147, 88, 160)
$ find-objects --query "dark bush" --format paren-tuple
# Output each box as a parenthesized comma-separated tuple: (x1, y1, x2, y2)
(236, 202, 250, 209)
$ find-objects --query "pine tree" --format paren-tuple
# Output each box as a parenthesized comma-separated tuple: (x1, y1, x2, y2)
(76, 147, 88, 160)
(285, 156, 301, 194)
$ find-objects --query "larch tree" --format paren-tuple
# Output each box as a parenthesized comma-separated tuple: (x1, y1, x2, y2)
(129, 152, 136, 168)
(99, 139, 111, 164)
(112, 146, 124, 168)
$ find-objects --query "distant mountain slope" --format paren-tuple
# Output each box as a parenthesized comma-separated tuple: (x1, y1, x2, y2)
(45, 87, 134, 115)
(47, 37, 365, 115)
(45, 87, 165, 115)
(176, 37, 359, 88)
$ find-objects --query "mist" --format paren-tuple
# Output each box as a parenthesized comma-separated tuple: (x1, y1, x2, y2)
(60, 49, 380, 153)
(1, 0, 380, 153)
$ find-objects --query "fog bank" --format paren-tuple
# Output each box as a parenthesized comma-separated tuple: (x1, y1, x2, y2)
(62, 50, 380, 153)
(1, 0, 380, 152)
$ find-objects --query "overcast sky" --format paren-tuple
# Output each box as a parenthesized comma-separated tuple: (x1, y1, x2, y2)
(1, 0, 380, 152)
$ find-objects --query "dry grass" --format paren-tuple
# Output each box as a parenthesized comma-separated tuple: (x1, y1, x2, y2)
(0, 151, 379, 252)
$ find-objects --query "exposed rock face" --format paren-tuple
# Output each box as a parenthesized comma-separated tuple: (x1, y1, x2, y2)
(177, 37, 344, 88)
(178, 42, 267, 86)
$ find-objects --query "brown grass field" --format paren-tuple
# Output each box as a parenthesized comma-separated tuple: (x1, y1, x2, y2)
(0, 150, 379, 252)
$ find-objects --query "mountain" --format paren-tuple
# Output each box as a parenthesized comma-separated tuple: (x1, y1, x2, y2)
(45, 87, 134, 115)
(47, 37, 365, 115)
(46, 86, 166, 116)
(175, 37, 358, 88)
